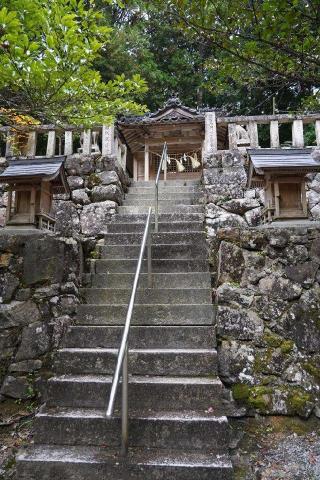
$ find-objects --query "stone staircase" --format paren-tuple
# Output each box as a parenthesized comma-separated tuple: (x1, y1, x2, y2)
(16, 180, 233, 479)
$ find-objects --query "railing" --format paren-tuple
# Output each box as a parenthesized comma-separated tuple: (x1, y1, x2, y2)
(154, 142, 168, 233)
(106, 206, 153, 456)
(0, 123, 127, 168)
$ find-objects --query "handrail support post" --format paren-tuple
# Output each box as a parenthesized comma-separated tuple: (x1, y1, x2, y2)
(121, 345, 129, 456)
(155, 183, 159, 233)
(147, 228, 152, 288)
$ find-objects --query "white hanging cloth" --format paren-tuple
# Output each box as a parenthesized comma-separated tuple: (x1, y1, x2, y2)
(189, 152, 201, 169)
(175, 158, 185, 172)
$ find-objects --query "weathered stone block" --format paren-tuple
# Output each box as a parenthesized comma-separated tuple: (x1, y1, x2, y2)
(80, 201, 117, 236)
(15, 322, 51, 361)
(0, 301, 41, 329)
(22, 237, 66, 285)
(52, 200, 80, 237)
(258, 275, 302, 301)
(0, 272, 19, 303)
(65, 154, 94, 176)
(221, 198, 260, 215)
(91, 185, 123, 205)
(9, 359, 42, 373)
(218, 340, 255, 385)
(0, 375, 30, 399)
(72, 189, 90, 205)
(98, 171, 120, 186)
(218, 241, 245, 284)
(67, 175, 84, 190)
(217, 306, 263, 340)
(284, 261, 318, 287)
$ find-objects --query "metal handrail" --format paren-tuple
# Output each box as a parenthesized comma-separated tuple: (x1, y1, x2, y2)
(154, 142, 167, 232)
(106, 206, 153, 455)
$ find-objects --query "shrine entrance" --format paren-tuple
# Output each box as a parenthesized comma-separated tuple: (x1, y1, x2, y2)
(117, 97, 227, 182)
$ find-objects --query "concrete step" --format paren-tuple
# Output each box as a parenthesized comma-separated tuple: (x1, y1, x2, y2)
(93, 258, 209, 273)
(17, 445, 233, 480)
(122, 199, 201, 207)
(125, 192, 202, 201)
(54, 348, 217, 376)
(112, 213, 204, 222)
(81, 288, 212, 304)
(104, 221, 203, 233)
(132, 180, 201, 186)
(47, 375, 224, 410)
(128, 186, 201, 194)
(97, 244, 207, 260)
(118, 205, 203, 214)
(85, 272, 211, 289)
(76, 303, 215, 325)
(101, 231, 206, 245)
(34, 408, 229, 451)
(63, 325, 216, 349)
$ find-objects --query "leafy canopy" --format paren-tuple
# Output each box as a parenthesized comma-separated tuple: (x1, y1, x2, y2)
(164, 0, 320, 110)
(0, 0, 148, 126)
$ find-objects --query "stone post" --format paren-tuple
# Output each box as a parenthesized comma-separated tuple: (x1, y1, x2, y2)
(228, 123, 238, 149)
(315, 120, 320, 147)
(144, 141, 149, 181)
(46, 130, 56, 157)
(270, 120, 280, 148)
(82, 129, 92, 155)
(292, 120, 304, 148)
(64, 131, 73, 155)
(5, 131, 14, 157)
(248, 121, 259, 148)
(26, 131, 37, 157)
(204, 112, 218, 154)
(102, 124, 115, 156)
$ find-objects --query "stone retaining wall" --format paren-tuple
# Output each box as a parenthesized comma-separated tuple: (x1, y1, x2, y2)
(0, 231, 82, 401)
(203, 150, 320, 418)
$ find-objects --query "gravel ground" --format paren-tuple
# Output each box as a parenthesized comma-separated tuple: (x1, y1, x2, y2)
(231, 416, 320, 480)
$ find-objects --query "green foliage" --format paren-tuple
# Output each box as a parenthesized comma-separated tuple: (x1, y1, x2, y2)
(0, 0, 147, 125)
(151, 0, 320, 111)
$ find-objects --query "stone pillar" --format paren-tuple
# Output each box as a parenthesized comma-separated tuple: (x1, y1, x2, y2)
(64, 131, 73, 155)
(102, 124, 115, 156)
(133, 156, 138, 181)
(46, 130, 56, 157)
(315, 120, 320, 147)
(228, 123, 238, 149)
(270, 121, 280, 148)
(292, 120, 304, 148)
(5, 131, 14, 157)
(82, 129, 92, 155)
(144, 142, 149, 181)
(248, 121, 259, 148)
(204, 112, 217, 154)
(26, 131, 37, 157)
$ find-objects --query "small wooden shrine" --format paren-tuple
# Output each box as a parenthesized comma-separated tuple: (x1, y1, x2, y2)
(0, 157, 70, 231)
(117, 96, 227, 181)
(247, 149, 320, 223)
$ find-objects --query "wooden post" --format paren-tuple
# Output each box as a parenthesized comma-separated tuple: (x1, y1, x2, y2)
(26, 131, 37, 157)
(301, 181, 307, 216)
(270, 121, 280, 148)
(315, 120, 320, 147)
(64, 131, 73, 155)
(248, 121, 259, 148)
(46, 130, 56, 157)
(292, 120, 304, 148)
(102, 124, 115, 156)
(6, 190, 12, 222)
(274, 181, 280, 218)
(144, 141, 149, 181)
(133, 156, 138, 182)
(30, 187, 36, 224)
(82, 129, 92, 155)
(228, 123, 238, 149)
(204, 112, 217, 154)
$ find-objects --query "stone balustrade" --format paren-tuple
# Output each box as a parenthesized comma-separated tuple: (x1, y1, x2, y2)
(0, 124, 124, 161)
(216, 113, 320, 150)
